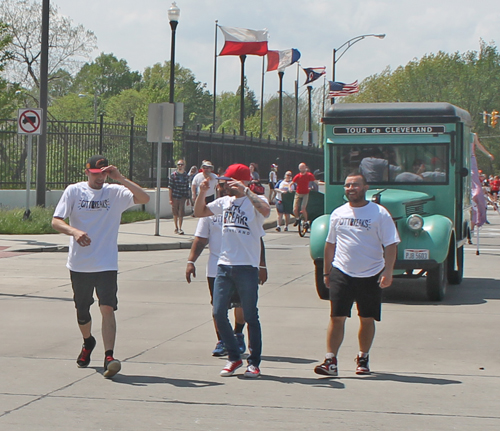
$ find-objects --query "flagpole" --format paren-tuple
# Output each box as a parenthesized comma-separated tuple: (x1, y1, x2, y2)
(260, 55, 265, 138)
(212, 20, 218, 131)
(321, 75, 326, 147)
(307, 85, 313, 146)
(278, 71, 284, 141)
(295, 63, 299, 142)
(239, 55, 246, 136)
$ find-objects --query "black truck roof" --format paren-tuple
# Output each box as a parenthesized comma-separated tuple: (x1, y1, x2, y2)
(322, 102, 472, 126)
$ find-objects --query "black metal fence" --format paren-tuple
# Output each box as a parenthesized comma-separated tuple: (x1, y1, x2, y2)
(0, 117, 323, 190)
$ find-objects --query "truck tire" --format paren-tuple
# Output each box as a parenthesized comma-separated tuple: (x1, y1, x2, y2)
(426, 262, 447, 301)
(314, 259, 329, 300)
(447, 246, 464, 285)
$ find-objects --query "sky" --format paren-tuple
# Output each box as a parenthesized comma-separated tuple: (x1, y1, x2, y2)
(52, 0, 500, 101)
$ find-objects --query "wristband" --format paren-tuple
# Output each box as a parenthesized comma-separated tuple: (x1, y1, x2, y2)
(187, 261, 195, 265)
(244, 186, 250, 196)
(323, 273, 330, 276)
(259, 266, 267, 269)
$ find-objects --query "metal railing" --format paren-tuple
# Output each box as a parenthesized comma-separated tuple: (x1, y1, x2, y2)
(0, 117, 323, 190)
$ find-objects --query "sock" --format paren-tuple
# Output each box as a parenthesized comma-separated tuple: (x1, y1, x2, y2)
(359, 351, 369, 358)
(234, 322, 245, 334)
(105, 350, 114, 358)
(83, 335, 95, 349)
(325, 352, 335, 360)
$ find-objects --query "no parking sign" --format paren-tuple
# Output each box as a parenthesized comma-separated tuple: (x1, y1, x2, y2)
(17, 109, 43, 135)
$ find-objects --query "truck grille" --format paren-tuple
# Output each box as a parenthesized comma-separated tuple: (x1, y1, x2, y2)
(406, 204, 424, 216)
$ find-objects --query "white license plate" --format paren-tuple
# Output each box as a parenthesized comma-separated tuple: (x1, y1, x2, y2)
(404, 249, 429, 260)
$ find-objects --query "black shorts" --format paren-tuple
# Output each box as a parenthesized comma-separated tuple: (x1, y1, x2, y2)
(70, 270, 118, 311)
(328, 267, 382, 321)
(269, 182, 276, 190)
(207, 277, 241, 308)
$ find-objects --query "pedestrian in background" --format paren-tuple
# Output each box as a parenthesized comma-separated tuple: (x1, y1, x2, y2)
(192, 160, 218, 203)
(52, 155, 150, 378)
(275, 171, 293, 232)
(268, 164, 278, 204)
(168, 159, 190, 234)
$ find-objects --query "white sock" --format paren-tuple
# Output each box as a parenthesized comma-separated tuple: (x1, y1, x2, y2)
(359, 351, 368, 358)
(325, 352, 335, 360)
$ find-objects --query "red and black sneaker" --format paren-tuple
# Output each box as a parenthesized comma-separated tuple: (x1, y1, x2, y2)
(355, 355, 370, 375)
(76, 336, 96, 368)
(103, 355, 121, 378)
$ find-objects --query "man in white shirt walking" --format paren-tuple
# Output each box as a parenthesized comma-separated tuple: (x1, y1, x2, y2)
(194, 163, 270, 378)
(314, 173, 399, 377)
(52, 155, 150, 378)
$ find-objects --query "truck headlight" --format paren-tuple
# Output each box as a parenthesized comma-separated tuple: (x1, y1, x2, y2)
(406, 214, 424, 231)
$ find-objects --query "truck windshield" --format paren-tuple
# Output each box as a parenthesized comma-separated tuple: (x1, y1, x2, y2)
(332, 144, 448, 185)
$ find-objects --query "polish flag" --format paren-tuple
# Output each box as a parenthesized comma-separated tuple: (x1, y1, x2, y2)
(266, 49, 301, 72)
(219, 26, 269, 56)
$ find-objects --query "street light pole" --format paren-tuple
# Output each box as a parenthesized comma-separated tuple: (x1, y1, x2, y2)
(168, 2, 180, 104)
(331, 33, 385, 104)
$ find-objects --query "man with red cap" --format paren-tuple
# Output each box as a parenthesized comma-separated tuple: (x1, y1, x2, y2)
(194, 163, 270, 378)
(52, 155, 150, 379)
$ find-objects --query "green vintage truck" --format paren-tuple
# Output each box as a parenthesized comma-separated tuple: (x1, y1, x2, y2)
(310, 102, 472, 301)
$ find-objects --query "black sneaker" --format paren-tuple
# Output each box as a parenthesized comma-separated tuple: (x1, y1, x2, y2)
(314, 357, 338, 376)
(293, 220, 299, 227)
(76, 336, 96, 368)
(355, 355, 370, 375)
(103, 355, 121, 378)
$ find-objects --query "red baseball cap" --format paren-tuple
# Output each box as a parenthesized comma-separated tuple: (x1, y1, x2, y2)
(218, 164, 252, 182)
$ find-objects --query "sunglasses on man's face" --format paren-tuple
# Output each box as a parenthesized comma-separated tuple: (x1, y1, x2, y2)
(177, 163, 184, 166)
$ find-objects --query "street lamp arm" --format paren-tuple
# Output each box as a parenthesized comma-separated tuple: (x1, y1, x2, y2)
(334, 33, 385, 64)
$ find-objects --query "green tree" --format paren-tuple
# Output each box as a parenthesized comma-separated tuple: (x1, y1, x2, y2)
(215, 79, 261, 133)
(48, 93, 93, 121)
(140, 61, 212, 128)
(72, 53, 141, 99)
(0, 20, 18, 118)
(105, 89, 147, 124)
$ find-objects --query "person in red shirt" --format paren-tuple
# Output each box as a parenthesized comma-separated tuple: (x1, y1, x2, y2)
(490, 175, 500, 202)
(291, 163, 316, 226)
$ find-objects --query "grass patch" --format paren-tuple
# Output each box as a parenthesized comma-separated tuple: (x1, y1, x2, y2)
(0, 207, 154, 234)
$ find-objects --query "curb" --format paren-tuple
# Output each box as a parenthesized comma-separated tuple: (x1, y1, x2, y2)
(7, 219, 282, 253)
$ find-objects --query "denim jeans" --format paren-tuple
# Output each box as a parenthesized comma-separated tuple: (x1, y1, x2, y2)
(213, 265, 261, 366)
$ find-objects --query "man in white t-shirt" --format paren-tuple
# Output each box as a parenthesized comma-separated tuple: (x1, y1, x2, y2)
(314, 173, 399, 378)
(194, 163, 270, 378)
(52, 155, 150, 378)
(191, 160, 218, 203)
(185, 180, 268, 357)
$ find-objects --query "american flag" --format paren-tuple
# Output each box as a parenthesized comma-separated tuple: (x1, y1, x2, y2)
(328, 80, 359, 97)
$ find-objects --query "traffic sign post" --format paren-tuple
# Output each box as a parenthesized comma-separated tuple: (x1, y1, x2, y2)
(147, 103, 175, 236)
(17, 108, 43, 219)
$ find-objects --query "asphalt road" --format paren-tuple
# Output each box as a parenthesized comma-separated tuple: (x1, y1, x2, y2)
(1, 210, 499, 430)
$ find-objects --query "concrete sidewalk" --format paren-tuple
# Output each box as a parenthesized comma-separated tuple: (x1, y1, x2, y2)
(0, 212, 281, 253)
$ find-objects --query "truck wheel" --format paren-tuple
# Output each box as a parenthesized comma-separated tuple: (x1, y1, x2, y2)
(314, 259, 329, 300)
(426, 262, 447, 301)
(447, 246, 464, 285)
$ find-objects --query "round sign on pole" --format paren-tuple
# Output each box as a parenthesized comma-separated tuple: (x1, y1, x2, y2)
(18, 109, 43, 135)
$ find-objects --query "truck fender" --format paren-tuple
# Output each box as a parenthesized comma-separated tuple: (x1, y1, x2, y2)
(309, 214, 331, 260)
(400, 215, 453, 264)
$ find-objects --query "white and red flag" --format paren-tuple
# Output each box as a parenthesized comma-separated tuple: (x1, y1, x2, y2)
(218, 26, 269, 56)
